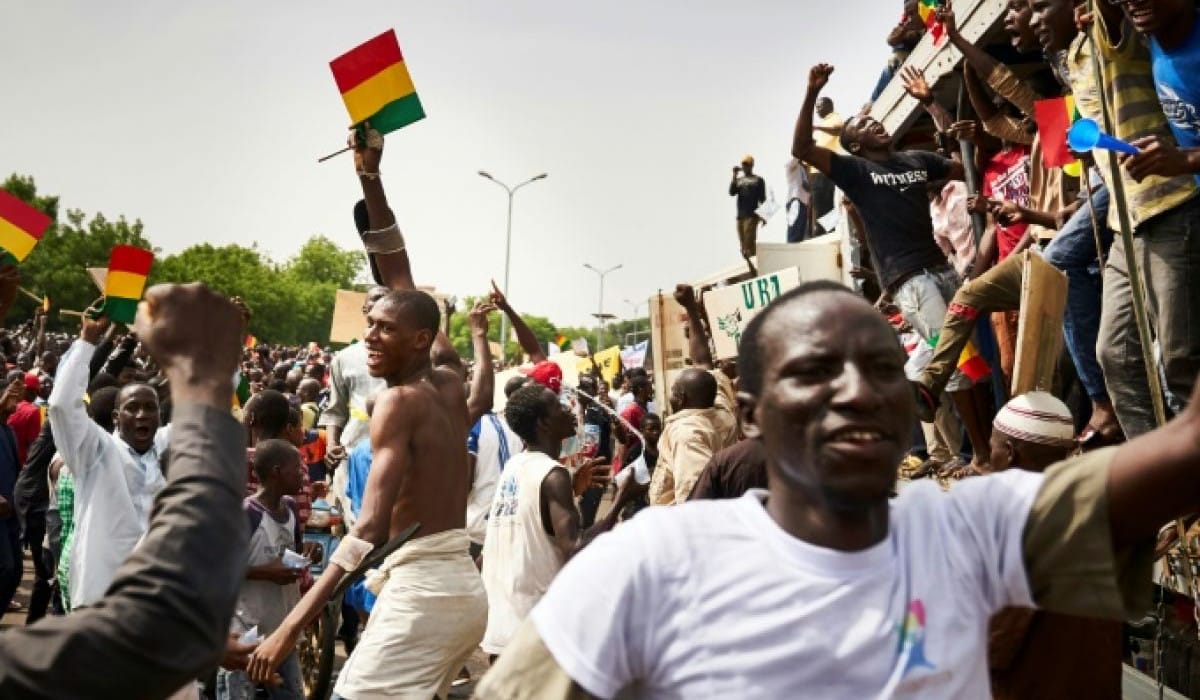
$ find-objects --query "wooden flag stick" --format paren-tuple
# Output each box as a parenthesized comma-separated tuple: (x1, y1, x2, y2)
(17, 286, 41, 304)
(59, 309, 85, 318)
(317, 145, 352, 163)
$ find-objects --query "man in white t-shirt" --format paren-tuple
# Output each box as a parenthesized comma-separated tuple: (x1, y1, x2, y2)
(785, 157, 812, 243)
(477, 280, 1194, 699)
(480, 384, 617, 657)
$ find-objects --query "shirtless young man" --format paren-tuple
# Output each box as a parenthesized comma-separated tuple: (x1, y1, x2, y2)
(248, 127, 486, 699)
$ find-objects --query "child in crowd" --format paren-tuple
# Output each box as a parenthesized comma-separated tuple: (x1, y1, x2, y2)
(217, 439, 308, 700)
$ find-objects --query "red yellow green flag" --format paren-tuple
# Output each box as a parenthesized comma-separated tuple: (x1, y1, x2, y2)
(103, 245, 154, 323)
(927, 335, 991, 383)
(244, 334, 258, 349)
(330, 29, 425, 134)
(917, 0, 945, 44)
(0, 189, 51, 265)
(957, 340, 991, 383)
(1034, 96, 1082, 168)
(555, 334, 570, 350)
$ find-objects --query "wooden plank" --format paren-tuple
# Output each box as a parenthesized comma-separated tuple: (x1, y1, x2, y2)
(1011, 252, 1067, 395)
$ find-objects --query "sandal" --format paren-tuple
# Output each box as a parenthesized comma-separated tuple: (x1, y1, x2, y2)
(908, 458, 946, 481)
(1076, 425, 1125, 451)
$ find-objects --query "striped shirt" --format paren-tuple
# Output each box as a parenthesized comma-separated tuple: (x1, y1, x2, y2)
(1081, 16, 1198, 230)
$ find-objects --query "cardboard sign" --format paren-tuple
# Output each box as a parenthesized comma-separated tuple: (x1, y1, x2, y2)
(702, 267, 802, 360)
(1013, 251, 1067, 395)
(329, 289, 369, 344)
(648, 292, 689, 412)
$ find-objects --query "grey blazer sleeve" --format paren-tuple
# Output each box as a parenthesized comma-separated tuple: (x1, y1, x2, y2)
(0, 403, 248, 700)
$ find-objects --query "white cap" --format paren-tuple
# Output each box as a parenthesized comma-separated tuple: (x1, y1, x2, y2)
(993, 391, 1075, 448)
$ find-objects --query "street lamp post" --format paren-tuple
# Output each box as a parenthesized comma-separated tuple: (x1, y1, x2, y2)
(625, 299, 646, 343)
(479, 170, 548, 363)
(583, 263, 622, 351)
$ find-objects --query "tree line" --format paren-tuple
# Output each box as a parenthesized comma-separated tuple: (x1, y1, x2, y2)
(4, 174, 648, 354)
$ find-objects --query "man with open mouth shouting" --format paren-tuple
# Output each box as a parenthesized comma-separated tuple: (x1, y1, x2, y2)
(48, 309, 169, 610)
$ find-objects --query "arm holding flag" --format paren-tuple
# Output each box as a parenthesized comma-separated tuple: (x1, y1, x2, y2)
(48, 316, 110, 480)
(353, 128, 411, 291)
(351, 130, 463, 370)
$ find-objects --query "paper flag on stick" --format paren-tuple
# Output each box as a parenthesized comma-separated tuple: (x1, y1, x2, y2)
(330, 29, 425, 135)
(0, 190, 51, 265)
(103, 245, 154, 323)
(1067, 118, 1140, 156)
(1033, 96, 1080, 168)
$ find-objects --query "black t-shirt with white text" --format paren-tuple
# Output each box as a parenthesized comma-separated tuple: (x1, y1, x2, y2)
(829, 151, 952, 290)
(730, 175, 767, 219)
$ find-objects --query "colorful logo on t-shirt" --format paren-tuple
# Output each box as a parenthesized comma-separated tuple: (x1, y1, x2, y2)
(897, 599, 936, 676)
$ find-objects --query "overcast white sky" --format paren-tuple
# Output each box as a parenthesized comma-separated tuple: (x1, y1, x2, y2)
(3, 1, 897, 326)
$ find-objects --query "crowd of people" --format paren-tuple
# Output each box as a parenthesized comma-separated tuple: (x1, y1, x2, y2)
(1, 0, 1200, 698)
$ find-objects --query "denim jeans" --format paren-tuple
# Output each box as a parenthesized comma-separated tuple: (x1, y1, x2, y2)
(895, 266, 973, 393)
(1043, 177, 1112, 401)
(871, 50, 910, 102)
(216, 651, 303, 700)
(1098, 196, 1200, 437)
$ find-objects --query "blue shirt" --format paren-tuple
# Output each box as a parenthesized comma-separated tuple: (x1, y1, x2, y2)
(343, 441, 378, 614)
(1150, 13, 1200, 184)
(345, 441, 373, 520)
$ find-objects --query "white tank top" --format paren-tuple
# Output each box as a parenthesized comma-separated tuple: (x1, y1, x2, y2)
(480, 450, 567, 655)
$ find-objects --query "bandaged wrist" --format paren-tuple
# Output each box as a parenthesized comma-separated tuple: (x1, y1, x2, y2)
(330, 535, 374, 572)
(360, 222, 406, 254)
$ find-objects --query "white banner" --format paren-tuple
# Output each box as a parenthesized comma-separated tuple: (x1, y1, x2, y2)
(620, 340, 648, 370)
(702, 267, 802, 360)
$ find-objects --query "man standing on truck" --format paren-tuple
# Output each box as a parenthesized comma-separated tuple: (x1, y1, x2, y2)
(729, 155, 767, 274)
(790, 63, 993, 472)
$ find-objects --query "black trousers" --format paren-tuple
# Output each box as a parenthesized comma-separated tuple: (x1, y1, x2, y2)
(811, 172, 836, 227)
(0, 524, 21, 613)
(23, 509, 52, 623)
